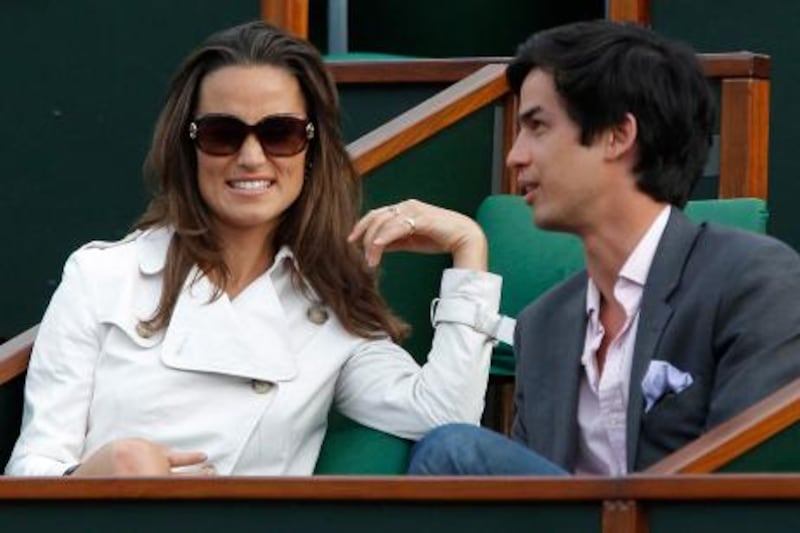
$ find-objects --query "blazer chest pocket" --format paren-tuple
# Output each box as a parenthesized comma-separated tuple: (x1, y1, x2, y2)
(640, 379, 709, 451)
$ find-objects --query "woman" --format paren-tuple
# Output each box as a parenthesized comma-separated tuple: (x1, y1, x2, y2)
(6, 21, 501, 476)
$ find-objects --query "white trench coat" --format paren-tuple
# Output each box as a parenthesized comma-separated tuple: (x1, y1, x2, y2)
(7, 227, 501, 476)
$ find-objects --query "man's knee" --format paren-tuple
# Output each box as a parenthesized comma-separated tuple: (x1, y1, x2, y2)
(409, 423, 478, 474)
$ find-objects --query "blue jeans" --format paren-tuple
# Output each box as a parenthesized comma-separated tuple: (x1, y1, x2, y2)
(408, 423, 568, 476)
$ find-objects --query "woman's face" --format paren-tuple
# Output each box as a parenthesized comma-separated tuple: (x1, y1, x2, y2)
(193, 64, 309, 243)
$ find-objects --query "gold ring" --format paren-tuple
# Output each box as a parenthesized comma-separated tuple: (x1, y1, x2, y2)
(402, 217, 416, 234)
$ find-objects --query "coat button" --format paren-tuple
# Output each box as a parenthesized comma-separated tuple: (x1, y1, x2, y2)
(307, 304, 329, 325)
(135, 323, 153, 339)
(251, 379, 271, 394)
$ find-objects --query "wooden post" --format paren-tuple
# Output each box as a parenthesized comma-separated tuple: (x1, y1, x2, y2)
(607, 0, 651, 25)
(602, 500, 649, 533)
(719, 78, 770, 200)
(261, 0, 309, 38)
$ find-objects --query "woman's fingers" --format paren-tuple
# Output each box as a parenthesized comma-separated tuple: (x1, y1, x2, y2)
(349, 202, 417, 267)
(348, 204, 399, 243)
(166, 449, 216, 475)
(349, 199, 486, 269)
(167, 450, 208, 468)
(71, 438, 212, 477)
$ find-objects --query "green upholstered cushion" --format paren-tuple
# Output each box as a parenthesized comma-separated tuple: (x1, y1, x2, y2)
(314, 411, 411, 475)
(684, 197, 768, 232)
(477, 195, 769, 376)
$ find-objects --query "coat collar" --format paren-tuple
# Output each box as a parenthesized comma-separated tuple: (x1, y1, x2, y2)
(625, 207, 702, 469)
(136, 226, 300, 277)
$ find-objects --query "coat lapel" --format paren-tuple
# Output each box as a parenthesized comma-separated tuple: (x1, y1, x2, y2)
(161, 269, 299, 382)
(626, 208, 700, 469)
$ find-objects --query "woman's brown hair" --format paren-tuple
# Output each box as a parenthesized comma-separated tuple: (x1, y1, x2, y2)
(137, 21, 408, 341)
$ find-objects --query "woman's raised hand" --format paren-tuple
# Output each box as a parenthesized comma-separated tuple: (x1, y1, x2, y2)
(70, 437, 214, 477)
(348, 199, 487, 271)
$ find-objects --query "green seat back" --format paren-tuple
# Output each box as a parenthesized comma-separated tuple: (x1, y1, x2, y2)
(314, 411, 411, 474)
(477, 195, 769, 376)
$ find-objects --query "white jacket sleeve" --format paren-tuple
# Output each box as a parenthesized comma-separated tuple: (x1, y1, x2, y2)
(5, 252, 100, 476)
(333, 268, 502, 440)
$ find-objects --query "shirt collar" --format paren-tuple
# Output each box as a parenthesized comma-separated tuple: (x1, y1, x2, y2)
(585, 205, 671, 316)
(618, 205, 671, 286)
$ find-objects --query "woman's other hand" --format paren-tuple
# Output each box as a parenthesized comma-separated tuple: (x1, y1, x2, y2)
(348, 199, 487, 270)
(70, 438, 214, 477)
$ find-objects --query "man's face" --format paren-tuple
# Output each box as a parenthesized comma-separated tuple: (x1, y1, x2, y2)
(506, 69, 608, 233)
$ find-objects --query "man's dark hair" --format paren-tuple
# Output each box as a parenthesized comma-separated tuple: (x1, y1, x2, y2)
(507, 20, 714, 207)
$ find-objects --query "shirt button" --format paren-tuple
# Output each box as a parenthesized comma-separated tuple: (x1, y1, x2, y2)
(251, 379, 271, 394)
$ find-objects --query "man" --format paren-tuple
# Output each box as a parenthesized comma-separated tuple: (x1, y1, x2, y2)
(409, 20, 800, 475)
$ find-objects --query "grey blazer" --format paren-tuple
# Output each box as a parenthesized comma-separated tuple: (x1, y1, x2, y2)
(511, 207, 800, 472)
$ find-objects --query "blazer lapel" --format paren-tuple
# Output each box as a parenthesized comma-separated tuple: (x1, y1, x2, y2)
(626, 208, 700, 469)
(133, 229, 300, 382)
(549, 276, 588, 468)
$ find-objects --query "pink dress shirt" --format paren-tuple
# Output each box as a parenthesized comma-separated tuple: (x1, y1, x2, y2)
(574, 206, 671, 476)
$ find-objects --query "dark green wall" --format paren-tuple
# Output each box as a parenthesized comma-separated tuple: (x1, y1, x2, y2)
(652, 0, 800, 249)
(0, 2, 260, 339)
(346, 0, 602, 57)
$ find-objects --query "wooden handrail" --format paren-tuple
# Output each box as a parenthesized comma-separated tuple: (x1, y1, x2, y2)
(341, 53, 770, 200)
(702, 52, 770, 79)
(645, 375, 800, 474)
(346, 63, 508, 175)
(328, 58, 510, 84)
(0, 325, 35, 384)
(328, 53, 770, 84)
(0, 475, 797, 533)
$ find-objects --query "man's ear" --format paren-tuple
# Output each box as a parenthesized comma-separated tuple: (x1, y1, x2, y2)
(604, 112, 638, 161)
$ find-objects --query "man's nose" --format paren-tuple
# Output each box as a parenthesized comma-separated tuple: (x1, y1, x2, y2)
(506, 134, 529, 169)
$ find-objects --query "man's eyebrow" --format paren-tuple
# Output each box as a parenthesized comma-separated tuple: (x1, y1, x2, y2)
(517, 106, 543, 124)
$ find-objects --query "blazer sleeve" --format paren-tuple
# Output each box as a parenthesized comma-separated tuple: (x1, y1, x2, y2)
(332, 268, 501, 440)
(706, 237, 800, 428)
(5, 251, 101, 476)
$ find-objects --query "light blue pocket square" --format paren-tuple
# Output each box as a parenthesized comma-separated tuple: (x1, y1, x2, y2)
(641, 360, 694, 413)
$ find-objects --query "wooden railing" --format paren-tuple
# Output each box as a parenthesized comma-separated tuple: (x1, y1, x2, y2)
(0, 474, 798, 533)
(336, 53, 771, 201)
(345, 64, 509, 176)
(608, 1, 772, 198)
(0, 325, 35, 384)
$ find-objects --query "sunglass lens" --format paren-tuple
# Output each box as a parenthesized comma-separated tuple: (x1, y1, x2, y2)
(256, 116, 309, 156)
(196, 117, 246, 156)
